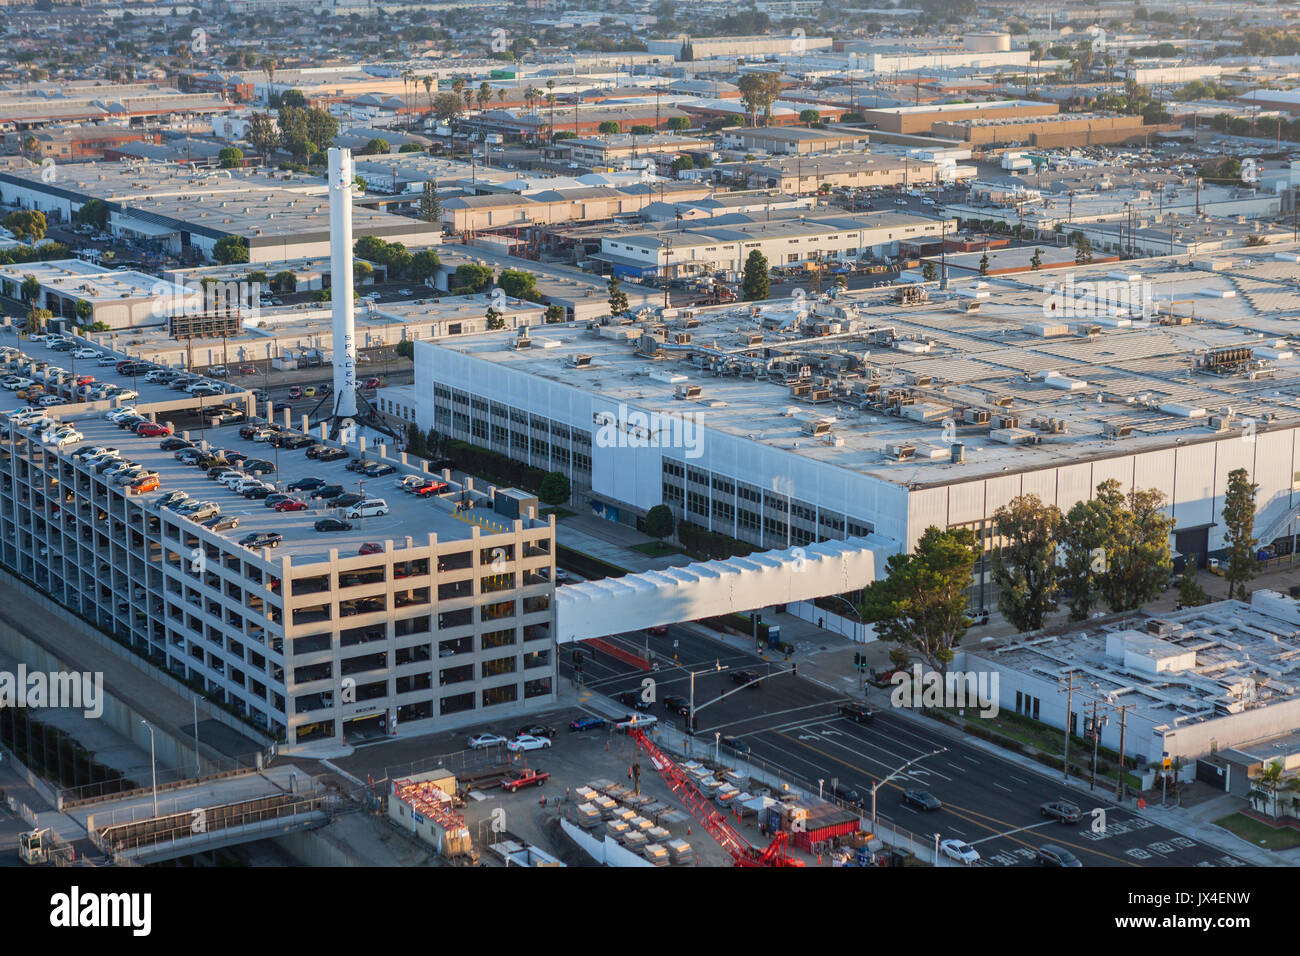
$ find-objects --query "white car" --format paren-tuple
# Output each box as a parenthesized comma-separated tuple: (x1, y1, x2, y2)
(467, 733, 508, 750)
(345, 498, 389, 519)
(97, 355, 119, 367)
(115, 389, 138, 402)
(38, 395, 63, 408)
(506, 734, 552, 752)
(235, 477, 271, 494)
(396, 475, 425, 493)
(940, 839, 980, 865)
(217, 471, 249, 488)
(72, 348, 99, 360)
(54, 430, 84, 447)
(106, 406, 138, 422)
(6, 377, 33, 390)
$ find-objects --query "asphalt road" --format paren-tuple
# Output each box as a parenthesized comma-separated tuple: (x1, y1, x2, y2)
(561, 625, 1249, 869)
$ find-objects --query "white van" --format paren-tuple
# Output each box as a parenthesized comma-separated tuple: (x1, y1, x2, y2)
(345, 498, 389, 519)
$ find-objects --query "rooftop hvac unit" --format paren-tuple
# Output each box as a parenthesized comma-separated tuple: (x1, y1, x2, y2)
(744, 333, 763, 346)
(512, 332, 532, 349)
(886, 443, 916, 461)
(1102, 422, 1133, 439)
(903, 372, 932, 387)
(674, 384, 702, 400)
(802, 419, 832, 437)
(962, 408, 990, 425)
(673, 332, 692, 345)
(568, 353, 594, 369)
(950, 442, 966, 463)
(790, 382, 811, 397)
(808, 388, 832, 404)
(994, 414, 1019, 430)
(992, 395, 1014, 406)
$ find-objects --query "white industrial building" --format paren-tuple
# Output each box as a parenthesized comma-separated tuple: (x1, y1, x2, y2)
(958, 591, 1300, 766)
(412, 247, 1300, 612)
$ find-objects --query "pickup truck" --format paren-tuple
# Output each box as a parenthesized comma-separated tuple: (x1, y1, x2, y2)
(500, 768, 549, 792)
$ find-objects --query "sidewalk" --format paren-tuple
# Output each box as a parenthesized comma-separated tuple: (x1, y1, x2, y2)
(555, 513, 694, 574)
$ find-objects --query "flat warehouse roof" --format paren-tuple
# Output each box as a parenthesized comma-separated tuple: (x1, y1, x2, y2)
(423, 247, 1300, 486)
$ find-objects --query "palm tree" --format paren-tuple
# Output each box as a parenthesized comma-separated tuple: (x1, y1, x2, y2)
(423, 75, 434, 118)
(261, 55, 277, 105)
(497, 88, 506, 104)
(477, 81, 492, 114)
(546, 79, 556, 142)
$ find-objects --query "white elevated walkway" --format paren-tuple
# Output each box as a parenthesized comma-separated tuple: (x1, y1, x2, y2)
(554, 536, 894, 643)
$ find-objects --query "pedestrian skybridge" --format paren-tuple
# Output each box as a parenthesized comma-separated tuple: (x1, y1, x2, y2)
(554, 537, 894, 643)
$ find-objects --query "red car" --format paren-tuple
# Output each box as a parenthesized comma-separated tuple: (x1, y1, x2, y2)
(363, 378, 381, 389)
(274, 498, 308, 512)
(288, 385, 303, 399)
(136, 422, 171, 437)
(358, 542, 384, 556)
(238, 365, 257, 375)
(413, 479, 449, 497)
(75, 375, 95, 386)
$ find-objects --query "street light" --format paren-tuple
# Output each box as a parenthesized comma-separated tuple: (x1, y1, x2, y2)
(141, 718, 158, 817)
(869, 747, 946, 830)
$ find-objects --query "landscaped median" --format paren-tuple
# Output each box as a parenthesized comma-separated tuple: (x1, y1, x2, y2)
(1212, 811, 1300, 851)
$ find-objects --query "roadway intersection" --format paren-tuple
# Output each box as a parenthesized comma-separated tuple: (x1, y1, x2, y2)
(561, 625, 1249, 868)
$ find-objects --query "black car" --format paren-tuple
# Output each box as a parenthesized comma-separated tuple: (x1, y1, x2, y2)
(201, 514, 241, 532)
(116, 415, 146, 430)
(833, 783, 864, 807)
(333, 492, 364, 509)
(839, 702, 874, 723)
(243, 484, 273, 500)
(238, 422, 267, 440)
(662, 694, 690, 717)
(517, 724, 557, 739)
(159, 437, 193, 451)
(615, 689, 653, 712)
(244, 459, 275, 475)
(251, 389, 270, 403)
(280, 434, 314, 450)
(316, 447, 348, 462)
(345, 458, 376, 473)
(239, 531, 282, 549)
(314, 517, 353, 532)
(721, 735, 750, 756)
(309, 484, 344, 500)
(901, 789, 942, 811)
(287, 476, 326, 492)
(428, 458, 456, 471)
(730, 669, 760, 687)
(362, 462, 396, 477)
(1036, 844, 1083, 868)
(304, 444, 329, 459)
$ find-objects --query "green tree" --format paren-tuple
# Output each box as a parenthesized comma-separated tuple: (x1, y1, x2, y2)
(742, 249, 769, 301)
(408, 249, 441, 284)
(74, 299, 92, 324)
(1060, 480, 1126, 621)
(991, 495, 1063, 632)
(538, 471, 571, 507)
(544, 304, 565, 323)
(485, 304, 505, 330)
(218, 146, 244, 168)
(246, 111, 281, 161)
(1030, 247, 1043, 270)
(921, 261, 937, 282)
(418, 181, 442, 226)
(1074, 233, 1094, 264)
(645, 503, 675, 541)
(978, 252, 990, 275)
(597, 120, 620, 134)
(799, 108, 821, 126)
(406, 422, 429, 458)
(4, 210, 46, 245)
(279, 88, 306, 109)
(354, 260, 373, 283)
(498, 268, 540, 301)
(859, 527, 979, 678)
(452, 263, 492, 294)
(395, 340, 415, 360)
(671, 155, 694, 174)
(1222, 468, 1258, 600)
(272, 270, 297, 293)
(1177, 556, 1209, 608)
(366, 137, 391, 155)
(212, 236, 249, 265)
(74, 199, 109, 231)
(666, 116, 691, 131)
(606, 274, 629, 318)
(1099, 486, 1175, 613)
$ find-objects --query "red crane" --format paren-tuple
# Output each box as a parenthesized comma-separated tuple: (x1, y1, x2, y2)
(630, 729, 803, 867)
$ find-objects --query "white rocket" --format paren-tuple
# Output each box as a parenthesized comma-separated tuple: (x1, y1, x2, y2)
(328, 147, 359, 424)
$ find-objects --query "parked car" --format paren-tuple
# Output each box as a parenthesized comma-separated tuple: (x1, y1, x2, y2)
(721, 735, 750, 756)
(568, 716, 606, 732)
(309, 484, 344, 500)
(517, 724, 556, 740)
(239, 531, 283, 549)
(242, 484, 273, 500)
(136, 422, 171, 437)
(274, 498, 309, 512)
(160, 437, 193, 451)
(344, 498, 389, 519)
(506, 734, 551, 752)
(201, 514, 241, 532)
(314, 517, 353, 532)
(334, 492, 365, 509)
(467, 733, 507, 749)
(396, 475, 425, 493)
(1040, 801, 1082, 824)
(412, 479, 449, 497)
(902, 790, 942, 811)
(126, 475, 160, 495)
(346, 458, 376, 473)
(316, 446, 348, 462)
(358, 542, 385, 556)
(287, 476, 327, 492)
(287, 385, 302, 399)
(362, 463, 395, 478)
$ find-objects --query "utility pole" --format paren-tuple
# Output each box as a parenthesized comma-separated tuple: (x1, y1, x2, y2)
(1059, 669, 1079, 782)
(1089, 700, 1102, 790)
(1115, 703, 1134, 802)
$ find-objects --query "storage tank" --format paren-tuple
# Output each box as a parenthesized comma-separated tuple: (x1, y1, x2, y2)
(964, 32, 1011, 52)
